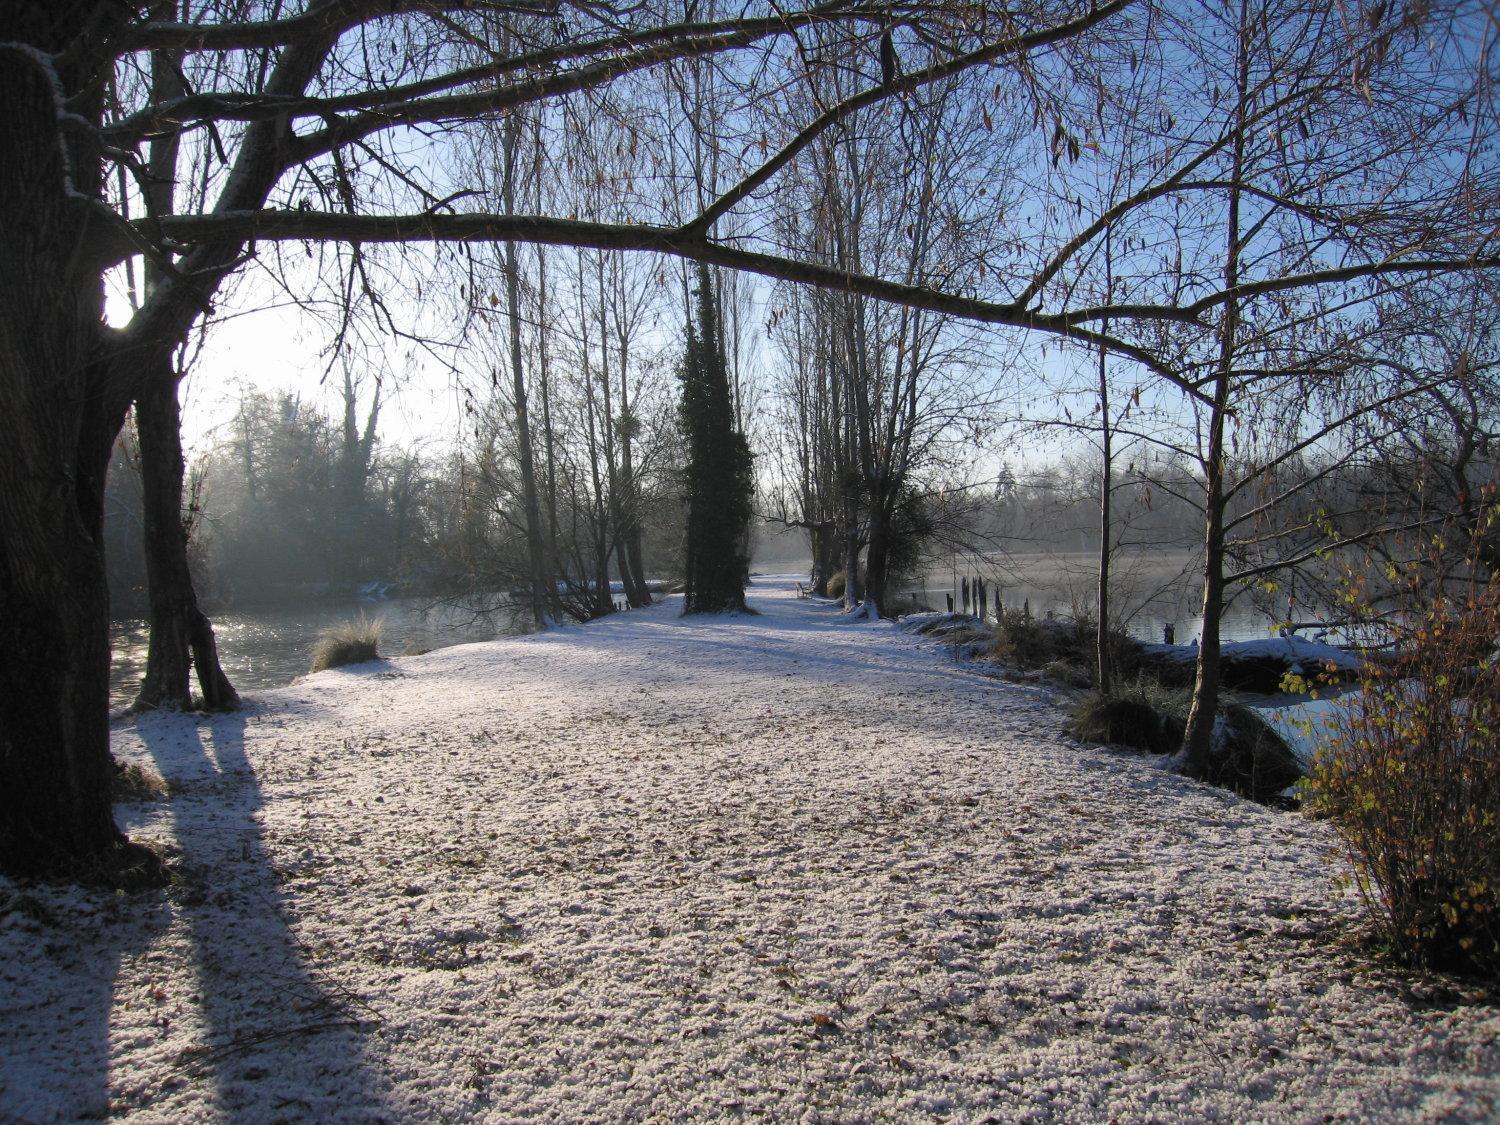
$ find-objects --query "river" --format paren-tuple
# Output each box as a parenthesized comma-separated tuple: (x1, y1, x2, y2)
(110, 595, 527, 712)
(109, 553, 1320, 711)
(904, 550, 1327, 647)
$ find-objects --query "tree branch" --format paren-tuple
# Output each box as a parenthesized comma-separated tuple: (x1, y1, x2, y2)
(134, 206, 1216, 401)
(681, 0, 1135, 236)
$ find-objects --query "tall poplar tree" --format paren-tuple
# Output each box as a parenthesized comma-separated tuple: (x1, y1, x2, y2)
(679, 266, 754, 614)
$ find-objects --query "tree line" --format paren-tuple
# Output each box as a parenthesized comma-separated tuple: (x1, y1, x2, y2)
(1, 0, 1496, 877)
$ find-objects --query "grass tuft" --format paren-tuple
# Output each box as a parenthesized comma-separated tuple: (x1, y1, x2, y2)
(311, 614, 384, 672)
(1068, 683, 1188, 754)
(111, 755, 167, 802)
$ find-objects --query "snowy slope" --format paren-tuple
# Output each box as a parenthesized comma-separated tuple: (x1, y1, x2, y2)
(2, 577, 1496, 1121)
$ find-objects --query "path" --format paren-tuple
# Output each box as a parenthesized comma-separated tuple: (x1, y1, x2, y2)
(2, 577, 1496, 1120)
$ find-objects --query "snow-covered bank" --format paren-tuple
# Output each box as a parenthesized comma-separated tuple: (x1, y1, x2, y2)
(3, 576, 1497, 1120)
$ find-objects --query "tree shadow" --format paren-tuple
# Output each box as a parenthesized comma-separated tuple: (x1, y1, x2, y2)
(131, 708, 389, 1118)
(0, 867, 171, 1119)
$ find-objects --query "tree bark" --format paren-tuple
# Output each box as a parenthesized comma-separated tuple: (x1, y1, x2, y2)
(841, 485, 862, 610)
(131, 21, 238, 713)
(1096, 309, 1113, 695)
(0, 16, 156, 878)
(132, 373, 240, 711)
(615, 353, 651, 608)
(863, 483, 891, 617)
(1182, 481, 1227, 774)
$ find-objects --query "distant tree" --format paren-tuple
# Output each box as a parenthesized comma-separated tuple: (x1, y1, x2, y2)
(679, 266, 754, 614)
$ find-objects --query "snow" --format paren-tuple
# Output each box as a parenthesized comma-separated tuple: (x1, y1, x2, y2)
(3, 576, 1497, 1120)
(1252, 693, 1361, 771)
(1145, 635, 1363, 673)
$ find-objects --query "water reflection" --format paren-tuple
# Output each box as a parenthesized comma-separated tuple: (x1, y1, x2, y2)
(110, 595, 527, 711)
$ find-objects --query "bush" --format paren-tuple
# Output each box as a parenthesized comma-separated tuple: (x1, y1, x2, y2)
(1069, 688, 1298, 802)
(1308, 583, 1500, 979)
(987, 609, 1141, 681)
(1211, 703, 1304, 803)
(311, 615, 384, 671)
(826, 568, 864, 602)
(1069, 684, 1187, 754)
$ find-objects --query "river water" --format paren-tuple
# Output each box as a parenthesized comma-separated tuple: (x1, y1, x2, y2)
(109, 553, 1317, 711)
(109, 595, 527, 712)
(904, 550, 1324, 647)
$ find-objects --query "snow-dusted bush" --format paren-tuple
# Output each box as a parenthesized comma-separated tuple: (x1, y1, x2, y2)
(988, 610, 1138, 677)
(1068, 685, 1185, 754)
(311, 615, 384, 671)
(1310, 587, 1500, 979)
(1069, 687, 1298, 801)
(1211, 703, 1303, 802)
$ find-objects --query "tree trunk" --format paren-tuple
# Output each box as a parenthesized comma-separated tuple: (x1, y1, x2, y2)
(0, 15, 158, 878)
(809, 521, 834, 596)
(499, 116, 550, 628)
(132, 373, 240, 711)
(1096, 326, 1113, 695)
(679, 265, 752, 614)
(1182, 522, 1226, 775)
(131, 27, 237, 712)
(1181, 0, 1248, 776)
(612, 286, 651, 609)
(0, 382, 133, 875)
(622, 517, 650, 607)
(863, 484, 890, 617)
(503, 240, 548, 628)
(841, 495, 862, 610)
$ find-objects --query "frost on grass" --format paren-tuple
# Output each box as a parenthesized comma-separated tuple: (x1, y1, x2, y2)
(2, 577, 1498, 1120)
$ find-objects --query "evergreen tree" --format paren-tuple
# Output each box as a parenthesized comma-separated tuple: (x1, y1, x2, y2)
(679, 266, 755, 614)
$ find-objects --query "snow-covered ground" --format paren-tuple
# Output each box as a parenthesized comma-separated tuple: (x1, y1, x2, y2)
(3, 576, 1496, 1121)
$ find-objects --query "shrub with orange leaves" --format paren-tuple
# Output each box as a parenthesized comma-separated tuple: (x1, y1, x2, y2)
(1310, 525, 1500, 979)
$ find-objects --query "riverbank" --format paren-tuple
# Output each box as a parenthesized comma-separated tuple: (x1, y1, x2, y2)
(3, 576, 1497, 1119)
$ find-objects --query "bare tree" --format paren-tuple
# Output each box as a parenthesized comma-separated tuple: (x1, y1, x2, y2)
(2, 0, 1493, 876)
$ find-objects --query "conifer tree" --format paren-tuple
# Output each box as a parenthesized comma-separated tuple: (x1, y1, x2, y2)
(679, 266, 755, 614)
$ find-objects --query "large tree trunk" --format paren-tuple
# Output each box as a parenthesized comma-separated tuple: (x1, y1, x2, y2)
(841, 500, 862, 610)
(0, 15, 155, 877)
(132, 373, 240, 712)
(621, 513, 651, 607)
(809, 520, 835, 597)
(0, 372, 134, 876)
(679, 266, 752, 614)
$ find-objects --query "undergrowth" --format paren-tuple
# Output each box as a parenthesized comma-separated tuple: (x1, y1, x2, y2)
(111, 756, 166, 802)
(1307, 550, 1500, 980)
